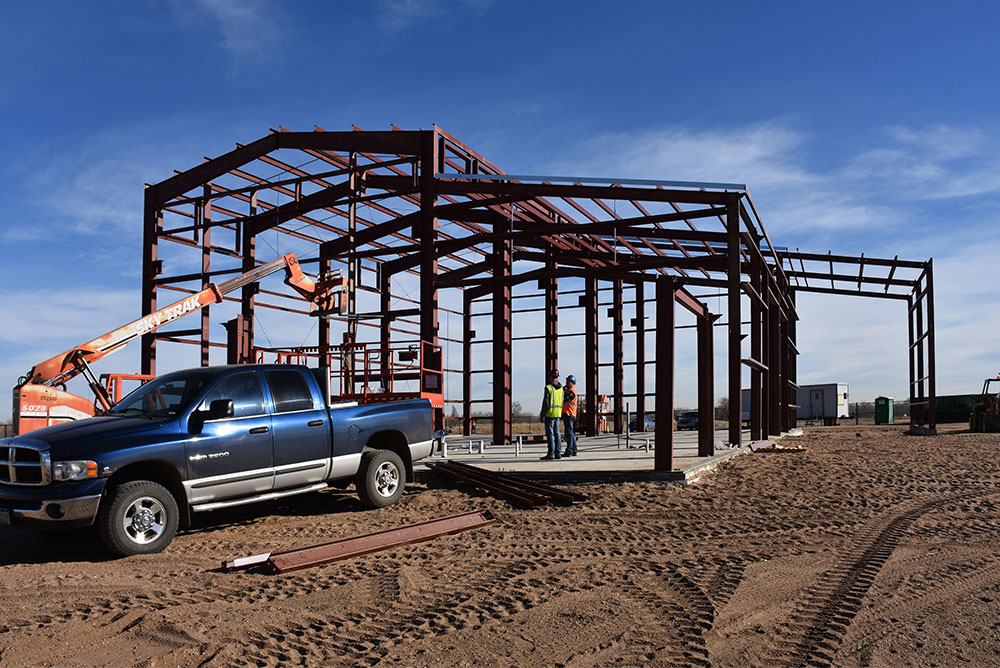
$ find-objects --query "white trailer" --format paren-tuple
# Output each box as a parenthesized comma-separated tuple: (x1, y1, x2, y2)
(740, 383, 849, 424)
(797, 383, 849, 422)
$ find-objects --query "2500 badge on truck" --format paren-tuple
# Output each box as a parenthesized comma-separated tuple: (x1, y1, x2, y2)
(1, 364, 433, 556)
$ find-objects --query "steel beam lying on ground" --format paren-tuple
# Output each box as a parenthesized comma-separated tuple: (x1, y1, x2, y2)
(427, 461, 587, 506)
(428, 462, 546, 507)
(223, 508, 496, 574)
(444, 461, 588, 504)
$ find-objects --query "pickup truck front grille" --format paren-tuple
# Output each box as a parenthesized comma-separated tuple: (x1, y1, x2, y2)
(1, 446, 50, 486)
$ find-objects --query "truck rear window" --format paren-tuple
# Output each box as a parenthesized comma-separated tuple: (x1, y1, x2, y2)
(266, 369, 315, 413)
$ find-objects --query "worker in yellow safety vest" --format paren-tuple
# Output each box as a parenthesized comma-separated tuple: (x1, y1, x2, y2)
(538, 370, 564, 460)
(561, 375, 578, 457)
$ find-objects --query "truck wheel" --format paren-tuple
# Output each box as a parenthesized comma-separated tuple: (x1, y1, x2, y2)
(356, 450, 405, 508)
(97, 480, 179, 557)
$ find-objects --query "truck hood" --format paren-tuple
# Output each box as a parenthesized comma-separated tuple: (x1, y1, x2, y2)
(12, 416, 169, 452)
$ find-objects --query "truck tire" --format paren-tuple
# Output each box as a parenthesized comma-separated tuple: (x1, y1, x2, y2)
(96, 480, 179, 557)
(356, 449, 405, 508)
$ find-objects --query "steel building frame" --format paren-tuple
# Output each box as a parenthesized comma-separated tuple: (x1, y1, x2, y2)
(140, 126, 937, 473)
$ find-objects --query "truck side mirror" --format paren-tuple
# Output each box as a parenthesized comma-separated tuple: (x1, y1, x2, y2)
(208, 399, 234, 420)
(189, 399, 235, 434)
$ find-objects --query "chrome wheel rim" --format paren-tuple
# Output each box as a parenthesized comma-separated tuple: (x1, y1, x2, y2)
(122, 496, 167, 545)
(374, 461, 400, 498)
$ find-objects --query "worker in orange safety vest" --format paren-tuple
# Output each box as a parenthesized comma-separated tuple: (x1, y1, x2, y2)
(561, 375, 578, 457)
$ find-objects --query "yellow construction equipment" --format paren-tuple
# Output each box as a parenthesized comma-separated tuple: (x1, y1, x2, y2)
(970, 375, 1000, 433)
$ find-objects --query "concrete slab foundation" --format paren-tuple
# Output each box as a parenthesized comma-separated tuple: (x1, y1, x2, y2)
(415, 429, 755, 484)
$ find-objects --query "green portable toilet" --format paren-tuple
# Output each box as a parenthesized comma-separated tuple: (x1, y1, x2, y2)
(875, 396, 894, 424)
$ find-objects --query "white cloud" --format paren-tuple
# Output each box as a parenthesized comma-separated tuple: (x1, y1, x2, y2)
(0, 286, 137, 347)
(549, 122, 815, 189)
(12, 119, 248, 243)
(547, 120, 1000, 248)
(187, 0, 284, 63)
(546, 122, 891, 239)
(887, 125, 984, 161)
(846, 124, 1000, 200)
(376, 0, 496, 33)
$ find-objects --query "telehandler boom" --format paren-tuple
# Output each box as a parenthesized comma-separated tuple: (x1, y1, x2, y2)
(12, 253, 343, 435)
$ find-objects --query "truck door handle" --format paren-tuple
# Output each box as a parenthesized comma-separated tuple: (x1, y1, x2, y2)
(307, 420, 324, 427)
(249, 426, 269, 434)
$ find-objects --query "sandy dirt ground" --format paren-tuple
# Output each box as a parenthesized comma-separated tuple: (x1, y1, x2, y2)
(1, 424, 999, 667)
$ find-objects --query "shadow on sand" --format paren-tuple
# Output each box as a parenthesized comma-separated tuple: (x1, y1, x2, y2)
(0, 486, 427, 567)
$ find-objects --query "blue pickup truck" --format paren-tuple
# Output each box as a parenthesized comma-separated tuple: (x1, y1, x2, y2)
(0, 364, 433, 556)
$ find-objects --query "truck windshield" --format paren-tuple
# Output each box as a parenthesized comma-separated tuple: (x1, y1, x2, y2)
(108, 373, 211, 419)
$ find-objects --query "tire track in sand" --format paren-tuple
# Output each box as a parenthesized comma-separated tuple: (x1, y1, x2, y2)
(760, 490, 996, 668)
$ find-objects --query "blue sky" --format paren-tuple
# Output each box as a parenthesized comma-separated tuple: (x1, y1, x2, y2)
(2, 1, 999, 421)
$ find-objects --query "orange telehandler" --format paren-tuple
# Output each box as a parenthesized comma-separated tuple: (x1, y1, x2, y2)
(12, 254, 344, 436)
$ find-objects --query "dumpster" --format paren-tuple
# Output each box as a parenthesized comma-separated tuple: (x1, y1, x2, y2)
(875, 396, 894, 424)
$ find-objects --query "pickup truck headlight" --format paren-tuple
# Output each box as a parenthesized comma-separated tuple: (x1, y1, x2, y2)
(52, 460, 98, 481)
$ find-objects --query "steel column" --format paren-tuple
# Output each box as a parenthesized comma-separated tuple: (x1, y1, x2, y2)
(634, 281, 646, 430)
(379, 271, 392, 392)
(907, 294, 916, 427)
(778, 310, 789, 431)
(200, 187, 212, 366)
(463, 291, 473, 435)
(916, 293, 925, 425)
(492, 238, 512, 445)
(926, 261, 936, 429)
(224, 315, 248, 364)
(726, 197, 742, 446)
(697, 311, 715, 457)
(761, 294, 771, 434)
(544, 253, 558, 374)
(788, 290, 798, 428)
(655, 277, 675, 471)
(584, 277, 599, 437)
(419, 132, 441, 430)
(241, 192, 258, 363)
(345, 152, 358, 357)
(613, 279, 624, 434)
(140, 189, 161, 376)
(750, 253, 763, 440)
(767, 294, 780, 436)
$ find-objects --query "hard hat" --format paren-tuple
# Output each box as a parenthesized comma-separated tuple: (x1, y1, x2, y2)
(566, 375, 576, 383)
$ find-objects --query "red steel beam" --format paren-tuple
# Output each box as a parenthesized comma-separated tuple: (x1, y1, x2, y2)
(437, 180, 731, 206)
(697, 312, 716, 457)
(584, 277, 599, 437)
(780, 250, 927, 269)
(440, 461, 588, 503)
(634, 281, 647, 430)
(654, 275, 675, 471)
(429, 463, 546, 507)
(545, 253, 558, 374)
(613, 279, 624, 434)
(492, 236, 513, 444)
(727, 197, 743, 447)
(224, 509, 496, 574)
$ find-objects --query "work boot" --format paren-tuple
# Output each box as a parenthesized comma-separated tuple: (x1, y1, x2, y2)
(540, 454, 555, 461)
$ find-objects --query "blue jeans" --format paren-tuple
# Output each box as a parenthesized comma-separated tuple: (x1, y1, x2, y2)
(562, 415, 577, 455)
(544, 417, 562, 457)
